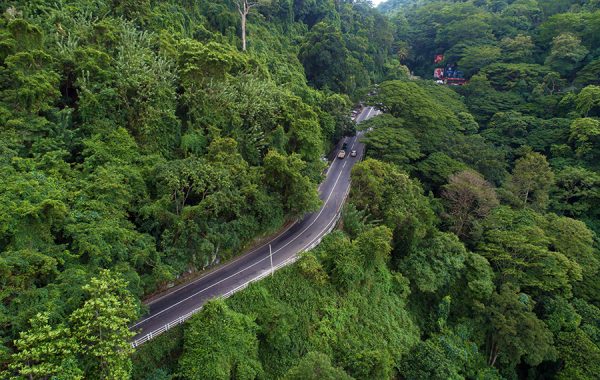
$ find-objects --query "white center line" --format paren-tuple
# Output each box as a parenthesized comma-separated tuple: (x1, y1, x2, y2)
(132, 149, 352, 329)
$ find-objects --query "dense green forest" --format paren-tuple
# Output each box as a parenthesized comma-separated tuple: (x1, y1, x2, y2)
(0, 0, 401, 378)
(2, 0, 600, 379)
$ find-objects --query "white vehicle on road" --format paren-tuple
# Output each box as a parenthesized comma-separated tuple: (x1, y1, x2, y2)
(130, 106, 381, 348)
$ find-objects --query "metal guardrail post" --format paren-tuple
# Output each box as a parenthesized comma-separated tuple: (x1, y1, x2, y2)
(130, 142, 363, 348)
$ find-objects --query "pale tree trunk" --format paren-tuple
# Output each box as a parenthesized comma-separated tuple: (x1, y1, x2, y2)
(236, 0, 258, 52)
(488, 336, 499, 367)
(241, 11, 247, 51)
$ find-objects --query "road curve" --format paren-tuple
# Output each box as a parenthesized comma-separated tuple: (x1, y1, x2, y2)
(131, 106, 379, 346)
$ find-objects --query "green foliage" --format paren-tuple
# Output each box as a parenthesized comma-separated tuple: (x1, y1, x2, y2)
(2, 1, 391, 373)
(263, 150, 321, 217)
(502, 152, 555, 211)
(477, 207, 585, 297)
(575, 85, 600, 117)
(132, 327, 184, 380)
(171, 226, 421, 380)
(5, 0, 600, 378)
(355, 225, 394, 269)
(5, 270, 137, 379)
(350, 159, 436, 263)
(179, 300, 262, 380)
(340, 203, 377, 239)
(1, 0, 412, 373)
(545, 33, 589, 77)
(575, 59, 600, 87)
(417, 152, 468, 190)
(481, 63, 555, 94)
(569, 117, 600, 162)
(300, 21, 355, 93)
(551, 166, 600, 219)
(446, 134, 509, 185)
(501, 34, 535, 63)
(372, 81, 460, 139)
(441, 169, 499, 240)
(555, 328, 600, 380)
(400, 231, 467, 294)
(69, 270, 138, 380)
(572, 298, 600, 343)
(460, 74, 522, 123)
(487, 284, 557, 368)
(458, 45, 502, 77)
(298, 252, 328, 286)
(451, 253, 495, 311)
(7, 313, 81, 380)
(320, 93, 355, 143)
(399, 338, 463, 380)
(283, 352, 353, 380)
(361, 115, 422, 172)
(483, 111, 536, 154)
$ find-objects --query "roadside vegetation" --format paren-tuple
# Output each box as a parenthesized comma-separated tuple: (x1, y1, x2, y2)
(2, 0, 600, 379)
(0, 0, 401, 378)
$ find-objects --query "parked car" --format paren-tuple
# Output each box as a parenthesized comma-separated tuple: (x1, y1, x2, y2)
(338, 150, 346, 159)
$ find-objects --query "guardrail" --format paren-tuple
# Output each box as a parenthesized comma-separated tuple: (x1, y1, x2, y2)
(131, 143, 358, 349)
(130, 190, 348, 349)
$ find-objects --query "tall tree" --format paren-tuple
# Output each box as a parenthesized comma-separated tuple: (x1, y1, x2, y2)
(569, 117, 600, 160)
(400, 231, 468, 294)
(179, 300, 262, 380)
(442, 170, 499, 240)
(235, 0, 271, 51)
(7, 313, 82, 380)
(544, 33, 589, 77)
(477, 207, 582, 297)
(575, 85, 600, 117)
(69, 270, 138, 380)
(361, 115, 422, 172)
(350, 159, 436, 263)
(501, 34, 535, 63)
(551, 166, 600, 217)
(486, 284, 556, 368)
(503, 152, 554, 211)
(263, 150, 321, 217)
(299, 21, 352, 93)
(236, 0, 256, 52)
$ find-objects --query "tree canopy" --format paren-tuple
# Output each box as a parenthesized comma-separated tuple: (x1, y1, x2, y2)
(3, 0, 600, 379)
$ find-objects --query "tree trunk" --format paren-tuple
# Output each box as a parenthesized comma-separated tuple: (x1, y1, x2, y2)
(237, 0, 257, 52)
(523, 185, 530, 208)
(488, 338, 499, 367)
(241, 11, 247, 51)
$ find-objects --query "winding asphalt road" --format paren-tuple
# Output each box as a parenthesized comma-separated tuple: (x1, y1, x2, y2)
(131, 106, 380, 346)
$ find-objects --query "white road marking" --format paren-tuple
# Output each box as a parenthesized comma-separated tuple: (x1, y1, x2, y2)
(132, 149, 352, 328)
(144, 135, 355, 308)
(298, 138, 358, 252)
(133, 111, 376, 342)
(144, 219, 300, 307)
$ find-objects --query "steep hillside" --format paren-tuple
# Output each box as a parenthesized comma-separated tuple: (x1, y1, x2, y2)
(0, 1, 401, 378)
(2, 1, 600, 379)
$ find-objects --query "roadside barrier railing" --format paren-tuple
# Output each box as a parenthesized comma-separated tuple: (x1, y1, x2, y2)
(131, 145, 358, 349)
